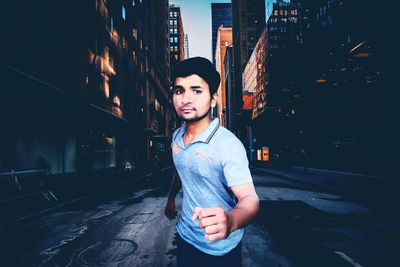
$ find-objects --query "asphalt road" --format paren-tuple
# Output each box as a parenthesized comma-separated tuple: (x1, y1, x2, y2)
(1, 168, 398, 266)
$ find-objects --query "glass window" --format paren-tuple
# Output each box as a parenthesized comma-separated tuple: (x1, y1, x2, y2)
(174, 20, 177, 26)
(132, 0, 135, 6)
(174, 37, 178, 43)
(174, 28, 178, 34)
(110, 17, 114, 30)
(122, 5, 126, 20)
(174, 12, 177, 17)
(133, 28, 137, 39)
(170, 37, 174, 43)
(169, 20, 173, 26)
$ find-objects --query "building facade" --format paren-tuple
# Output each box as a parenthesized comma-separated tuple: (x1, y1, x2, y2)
(211, 3, 232, 66)
(231, 0, 266, 138)
(215, 27, 233, 127)
(184, 34, 190, 59)
(169, 5, 185, 80)
(2, 0, 172, 176)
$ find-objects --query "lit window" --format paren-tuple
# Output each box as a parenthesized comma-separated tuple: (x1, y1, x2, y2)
(132, 0, 135, 6)
(132, 51, 136, 61)
(170, 28, 173, 34)
(174, 12, 177, 17)
(169, 20, 173, 26)
(170, 11, 173, 17)
(174, 37, 178, 43)
(122, 5, 126, 20)
(133, 28, 137, 39)
(174, 28, 178, 34)
(170, 37, 174, 43)
(174, 20, 177, 25)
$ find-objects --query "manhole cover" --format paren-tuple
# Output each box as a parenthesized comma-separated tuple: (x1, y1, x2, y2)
(123, 212, 159, 224)
(78, 239, 137, 266)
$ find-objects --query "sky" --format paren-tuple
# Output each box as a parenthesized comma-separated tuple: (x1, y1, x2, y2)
(170, 0, 231, 61)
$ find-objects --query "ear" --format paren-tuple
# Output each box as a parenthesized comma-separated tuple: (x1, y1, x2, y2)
(211, 92, 218, 108)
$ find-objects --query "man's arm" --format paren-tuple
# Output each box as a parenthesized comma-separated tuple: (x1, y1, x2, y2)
(164, 170, 182, 219)
(192, 182, 259, 242)
(226, 182, 259, 232)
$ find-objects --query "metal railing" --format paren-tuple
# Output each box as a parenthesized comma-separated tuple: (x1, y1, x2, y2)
(0, 169, 57, 202)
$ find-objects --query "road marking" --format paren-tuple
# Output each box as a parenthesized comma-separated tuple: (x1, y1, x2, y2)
(334, 251, 363, 267)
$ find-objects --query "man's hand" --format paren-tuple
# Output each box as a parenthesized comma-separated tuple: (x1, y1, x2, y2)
(164, 199, 178, 219)
(192, 207, 232, 242)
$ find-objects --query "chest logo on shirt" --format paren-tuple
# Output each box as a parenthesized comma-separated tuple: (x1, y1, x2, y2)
(194, 151, 214, 165)
(172, 144, 180, 154)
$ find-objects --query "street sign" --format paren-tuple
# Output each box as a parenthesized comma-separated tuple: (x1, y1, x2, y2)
(262, 147, 269, 161)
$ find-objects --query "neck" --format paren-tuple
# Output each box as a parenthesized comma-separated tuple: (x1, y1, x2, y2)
(185, 114, 212, 140)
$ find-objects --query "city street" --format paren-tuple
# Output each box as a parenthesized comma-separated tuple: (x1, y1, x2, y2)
(2, 1, 396, 266)
(1, 167, 398, 267)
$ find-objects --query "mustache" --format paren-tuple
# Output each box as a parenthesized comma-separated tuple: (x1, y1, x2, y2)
(180, 106, 196, 110)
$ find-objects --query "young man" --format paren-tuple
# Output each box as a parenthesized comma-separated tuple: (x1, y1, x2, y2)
(165, 57, 259, 267)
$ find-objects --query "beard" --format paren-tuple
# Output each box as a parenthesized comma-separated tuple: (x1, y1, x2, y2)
(179, 108, 211, 123)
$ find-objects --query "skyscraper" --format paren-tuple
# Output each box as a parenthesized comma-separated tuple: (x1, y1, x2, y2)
(2, 0, 172, 173)
(169, 5, 185, 80)
(215, 27, 232, 127)
(211, 3, 232, 65)
(231, 0, 266, 136)
(184, 34, 189, 59)
(265, 0, 290, 22)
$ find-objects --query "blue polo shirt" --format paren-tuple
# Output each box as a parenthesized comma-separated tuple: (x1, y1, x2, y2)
(171, 118, 253, 256)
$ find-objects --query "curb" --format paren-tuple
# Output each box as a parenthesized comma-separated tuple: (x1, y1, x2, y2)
(0, 166, 174, 228)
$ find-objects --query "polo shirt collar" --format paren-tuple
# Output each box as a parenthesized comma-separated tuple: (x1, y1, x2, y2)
(176, 118, 220, 148)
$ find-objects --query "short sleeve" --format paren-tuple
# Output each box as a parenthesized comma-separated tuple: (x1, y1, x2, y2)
(171, 128, 180, 148)
(222, 137, 253, 187)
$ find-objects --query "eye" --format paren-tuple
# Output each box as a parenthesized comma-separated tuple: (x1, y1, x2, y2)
(173, 88, 183, 95)
(193, 89, 202, 95)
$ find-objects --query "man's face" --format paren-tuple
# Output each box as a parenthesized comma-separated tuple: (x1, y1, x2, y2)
(172, 74, 217, 123)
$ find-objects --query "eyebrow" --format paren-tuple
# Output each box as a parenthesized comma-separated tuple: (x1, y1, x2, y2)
(173, 85, 203, 90)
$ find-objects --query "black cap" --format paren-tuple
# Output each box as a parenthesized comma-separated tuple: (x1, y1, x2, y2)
(172, 57, 220, 94)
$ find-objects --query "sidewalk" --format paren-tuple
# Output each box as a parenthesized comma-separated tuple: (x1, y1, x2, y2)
(251, 163, 400, 212)
(0, 166, 174, 226)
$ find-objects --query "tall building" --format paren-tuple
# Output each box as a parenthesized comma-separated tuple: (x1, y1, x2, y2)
(242, 0, 302, 163)
(300, 0, 395, 176)
(265, 0, 289, 22)
(2, 0, 172, 175)
(211, 3, 232, 65)
(214, 27, 232, 127)
(232, 0, 266, 135)
(169, 5, 185, 81)
(224, 46, 235, 131)
(184, 34, 190, 59)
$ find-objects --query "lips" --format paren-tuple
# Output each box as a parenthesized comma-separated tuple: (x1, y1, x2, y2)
(180, 107, 195, 112)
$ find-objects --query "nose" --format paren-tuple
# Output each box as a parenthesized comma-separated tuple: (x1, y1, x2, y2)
(181, 92, 192, 104)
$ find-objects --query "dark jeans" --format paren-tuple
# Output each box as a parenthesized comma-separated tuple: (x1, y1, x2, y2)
(177, 234, 242, 267)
